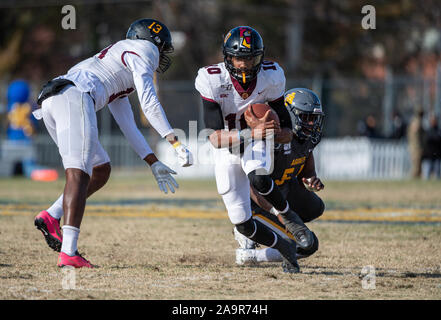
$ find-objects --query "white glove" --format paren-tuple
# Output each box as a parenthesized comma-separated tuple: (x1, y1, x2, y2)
(173, 142, 194, 167)
(150, 161, 179, 194)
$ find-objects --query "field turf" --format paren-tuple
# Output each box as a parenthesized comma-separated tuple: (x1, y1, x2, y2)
(1, 171, 440, 300)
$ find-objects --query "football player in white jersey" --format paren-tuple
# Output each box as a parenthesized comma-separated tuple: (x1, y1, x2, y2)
(33, 19, 193, 268)
(235, 88, 325, 265)
(195, 26, 313, 273)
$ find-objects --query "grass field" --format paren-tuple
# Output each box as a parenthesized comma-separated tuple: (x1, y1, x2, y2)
(1, 171, 441, 300)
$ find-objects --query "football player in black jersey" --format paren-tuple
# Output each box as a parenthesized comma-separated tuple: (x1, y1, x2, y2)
(234, 88, 325, 265)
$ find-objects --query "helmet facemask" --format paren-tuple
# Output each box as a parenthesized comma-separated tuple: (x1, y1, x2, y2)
(156, 39, 174, 73)
(224, 53, 263, 84)
(292, 109, 324, 144)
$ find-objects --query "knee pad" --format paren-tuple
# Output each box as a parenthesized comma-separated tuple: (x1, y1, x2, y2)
(247, 170, 273, 195)
(235, 219, 256, 238)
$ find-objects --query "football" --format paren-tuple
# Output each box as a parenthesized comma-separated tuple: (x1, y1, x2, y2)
(248, 103, 280, 123)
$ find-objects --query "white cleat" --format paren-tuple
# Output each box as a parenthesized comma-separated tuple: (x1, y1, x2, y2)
(233, 227, 256, 249)
(235, 249, 257, 265)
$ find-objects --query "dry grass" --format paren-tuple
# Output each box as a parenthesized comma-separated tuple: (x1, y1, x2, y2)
(1, 215, 440, 300)
(0, 174, 441, 299)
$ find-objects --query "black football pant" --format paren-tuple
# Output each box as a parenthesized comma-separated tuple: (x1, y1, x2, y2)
(251, 177, 325, 223)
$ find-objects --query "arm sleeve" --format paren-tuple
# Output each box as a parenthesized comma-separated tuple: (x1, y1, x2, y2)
(268, 97, 292, 129)
(108, 96, 153, 159)
(202, 98, 224, 130)
(124, 52, 174, 138)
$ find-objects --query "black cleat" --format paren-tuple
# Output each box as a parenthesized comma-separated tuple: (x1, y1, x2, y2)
(297, 232, 319, 260)
(276, 236, 300, 273)
(280, 209, 314, 250)
(282, 258, 300, 273)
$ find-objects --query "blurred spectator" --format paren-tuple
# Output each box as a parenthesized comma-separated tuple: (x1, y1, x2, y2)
(358, 114, 381, 138)
(421, 115, 441, 179)
(407, 108, 425, 178)
(4, 80, 38, 177)
(390, 110, 407, 140)
(7, 80, 37, 142)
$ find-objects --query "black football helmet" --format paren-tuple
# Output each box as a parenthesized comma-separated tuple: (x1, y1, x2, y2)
(126, 18, 174, 73)
(284, 88, 325, 144)
(223, 26, 264, 84)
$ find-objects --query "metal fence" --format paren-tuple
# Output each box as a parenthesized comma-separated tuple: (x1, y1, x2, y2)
(314, 137, 411, 180)
(31, 135, 411, 180)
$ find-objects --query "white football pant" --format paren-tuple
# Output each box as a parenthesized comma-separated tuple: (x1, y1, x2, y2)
(40, 85, 110, 176)
(213, 139, 273, 225)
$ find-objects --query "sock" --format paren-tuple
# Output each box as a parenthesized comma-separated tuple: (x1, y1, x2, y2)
(255, 248, 283, 262)
(47, 195, 64, 220)
(236, 218, 278, 248)
(248, 171, 288, 212)
(260, 186, 289, 212)
(61, 225, 80, 256)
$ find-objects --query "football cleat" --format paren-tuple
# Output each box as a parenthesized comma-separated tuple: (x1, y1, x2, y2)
(57, 251, 95, 268)
(34, 210, 62, 252)
(235, 249, 257, 265)
(282, 258, 300, 274)
(279, 209, 314, 250)
(276, 236, 300, 273)
(233, 227, 256, 249)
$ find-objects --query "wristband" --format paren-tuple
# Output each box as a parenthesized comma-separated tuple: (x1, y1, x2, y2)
(172, 141, 182, 149)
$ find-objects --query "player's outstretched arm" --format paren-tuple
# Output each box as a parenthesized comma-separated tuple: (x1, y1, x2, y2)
(108, 98, 178, 194)
(108, 97, 154, 159)
(125, 52, 193, 167)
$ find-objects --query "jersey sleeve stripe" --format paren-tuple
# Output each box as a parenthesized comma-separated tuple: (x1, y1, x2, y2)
(201, 95, 217, 103)
(121, 51, 141, 67)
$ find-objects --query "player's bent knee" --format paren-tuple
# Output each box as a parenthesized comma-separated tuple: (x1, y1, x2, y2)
(65, 168, 91, 187)
(235, 218, 256, 238)
(93, 162, 111, 186)
(312, 198, 325, 221)
(302, 198, 325, 223)
(247, 170, 273, 194)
